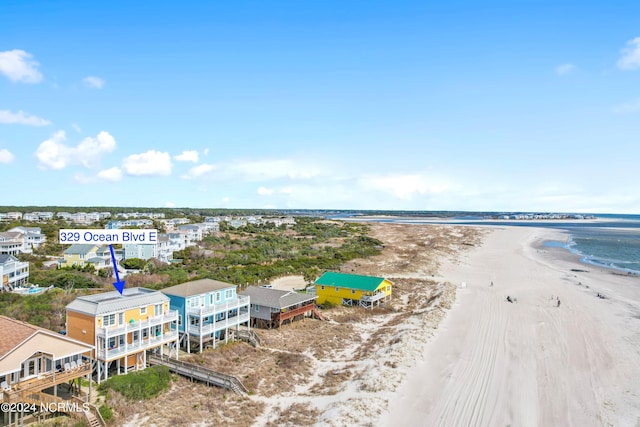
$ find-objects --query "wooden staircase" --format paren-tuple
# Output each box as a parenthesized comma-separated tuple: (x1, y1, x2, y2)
(147, 353, 248, 395)
(312, 307, 326, 321)
(19, 391, 105, 427)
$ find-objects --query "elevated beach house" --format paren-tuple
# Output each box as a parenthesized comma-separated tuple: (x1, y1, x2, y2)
(1, 316, 93, 425)
(65, 287, 179, 383)
(162, 279, 251, 353)
(240, 286, 321, 329)
(313, 272, 393, 308)
(0, 254, 29, 291)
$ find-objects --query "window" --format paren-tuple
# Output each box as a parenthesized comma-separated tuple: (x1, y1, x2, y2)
(108, 337, 116, 348)
(190, 317, 200, 326)
(254, 305, 260, 312)
(140, 306, 147, 315)
(154, 303, 163, 316)
(225, 289, 233, 299)
(216, 292, 221, 302)
(321, 285, 325, 290)
(190, 298, 198, 308)
(118, 312, 124, 325)
(335, 287, 339, 292)
(351, 289, 356, 294)
(386, 285, 390, 291)
(178, 315, 182, 326)
(103, 314, 115, 326)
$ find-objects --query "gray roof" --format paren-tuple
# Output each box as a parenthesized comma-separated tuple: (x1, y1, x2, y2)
(0, 254, 18, 264)
(86, 257, 106, 264)
(240, 286, 316, 309)
(63, 244, 98, 255)
(66, 287, 168, 316)
(162, 279, 235, 297)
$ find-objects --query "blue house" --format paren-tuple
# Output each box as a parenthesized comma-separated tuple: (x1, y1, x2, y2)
(161, 279, 250, 353)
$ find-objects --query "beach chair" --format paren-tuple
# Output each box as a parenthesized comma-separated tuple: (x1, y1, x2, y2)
(64, 362, 71, 371)
(70, 360, 77, 370)
(1, 381, 9, 391)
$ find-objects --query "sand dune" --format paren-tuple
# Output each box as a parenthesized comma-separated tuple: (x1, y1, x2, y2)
(381, 226, 640, 427)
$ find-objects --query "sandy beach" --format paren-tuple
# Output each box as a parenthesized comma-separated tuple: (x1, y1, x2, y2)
(380, 225, 640, 427)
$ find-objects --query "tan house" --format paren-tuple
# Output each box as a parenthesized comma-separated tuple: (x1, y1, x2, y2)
(0, 316, 94, 425)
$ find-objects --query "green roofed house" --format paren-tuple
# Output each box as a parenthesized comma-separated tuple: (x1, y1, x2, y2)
(313, 272, 392, 309)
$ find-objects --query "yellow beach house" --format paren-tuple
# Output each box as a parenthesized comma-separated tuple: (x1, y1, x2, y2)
(66, 287, 179, 383)
(313, 272, 392, 308)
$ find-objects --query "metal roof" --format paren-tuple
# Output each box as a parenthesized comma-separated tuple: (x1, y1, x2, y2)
(240, 286, 315, 309)
(162, 279, 235, 297)
(0, 254, 19, 264)
(314, 272, 389, 292)
(66, 287, 168, 316)
(63, 244, 98, 255)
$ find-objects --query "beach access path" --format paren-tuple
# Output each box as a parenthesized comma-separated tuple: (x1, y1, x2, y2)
(381, 226, 640, 427)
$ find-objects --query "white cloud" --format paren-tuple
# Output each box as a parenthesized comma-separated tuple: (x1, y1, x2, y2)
(97, 167, 122, 182)
(181, 163, 215, 180)
(618, 37, 640, 70)
(257, 186, 274, 196)
(612, 98, 640, 113)
(179, 158, 321, 181)
(0, 49, 43, 83)
(165, 201, 176, 208)
(174, 150, 199, 163)
(360, 174, 451, 200)
(555, 63, 575, 75)
(0, 110, 51, 126)
(122, 150, 172, 176)
(83, 76, 104, 89)
(35, 130, 117, 170)
(0, 149, 15, 164)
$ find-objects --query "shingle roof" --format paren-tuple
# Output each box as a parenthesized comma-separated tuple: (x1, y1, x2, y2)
(162, 279, 235, 297)
(240, 286, 315, 309)
(0, 254, 18, 264)
(0, 316, 38, 359)
(63, 244, 98, 255)
(66, 287, 168, 316)
(314, 272, 388, 292)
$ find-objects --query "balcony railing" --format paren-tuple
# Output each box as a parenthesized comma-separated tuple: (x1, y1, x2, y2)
(96, 310, 178, 337)
(186, 296, 250, 317)
(361, 292, 387, 303)
(3, 363, 91, 402)
(187, 312, 250, 336)
(96, 329, 178, 360)
(272, 302, 315, 322)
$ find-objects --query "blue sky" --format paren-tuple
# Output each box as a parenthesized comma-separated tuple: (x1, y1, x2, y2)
(1, 1, 640, 213)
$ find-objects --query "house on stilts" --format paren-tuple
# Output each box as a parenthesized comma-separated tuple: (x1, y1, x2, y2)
(161, 279, 250, 353)
(65, 287, 179, 383)
(312, 272, 393, 308)
(240, 286, 321, 329)
(0, 316, 95, 426)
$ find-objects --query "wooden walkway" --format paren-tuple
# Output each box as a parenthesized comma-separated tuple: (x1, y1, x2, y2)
(147, 353, 248, 394)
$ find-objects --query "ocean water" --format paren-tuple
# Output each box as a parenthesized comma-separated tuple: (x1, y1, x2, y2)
(548, 223, 640, 274)
(338, 212, 640, 275)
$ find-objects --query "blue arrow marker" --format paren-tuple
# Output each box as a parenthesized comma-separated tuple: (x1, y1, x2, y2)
(109, 245, 125, 294)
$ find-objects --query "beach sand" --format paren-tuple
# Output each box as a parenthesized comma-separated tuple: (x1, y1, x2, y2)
(380, 225, 640, 427)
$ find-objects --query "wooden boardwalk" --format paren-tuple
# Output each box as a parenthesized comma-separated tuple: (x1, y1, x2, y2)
(147, 353, 248, 394)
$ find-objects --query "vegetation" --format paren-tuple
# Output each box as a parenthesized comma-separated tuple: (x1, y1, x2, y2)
(2, 216, 383, 329)
(98, 404, 113, 422)
(97, 365, 172, 400)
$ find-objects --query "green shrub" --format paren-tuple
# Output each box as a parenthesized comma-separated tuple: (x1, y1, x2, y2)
(97, 365, 171, 400)
(98, 404, 113, 421)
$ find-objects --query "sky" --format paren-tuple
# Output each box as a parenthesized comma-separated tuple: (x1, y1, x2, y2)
(1, 1, 640, 213)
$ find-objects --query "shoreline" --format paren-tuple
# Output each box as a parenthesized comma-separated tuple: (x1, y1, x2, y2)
(379, 225, 640, 426)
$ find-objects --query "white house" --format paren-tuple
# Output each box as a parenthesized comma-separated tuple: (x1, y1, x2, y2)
(0, 254, 29, 291)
